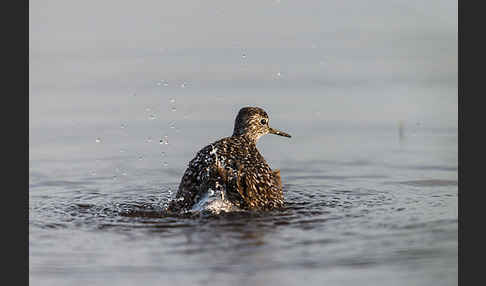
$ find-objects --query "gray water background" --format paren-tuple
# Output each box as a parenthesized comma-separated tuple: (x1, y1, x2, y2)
(30, 1, 457, 285)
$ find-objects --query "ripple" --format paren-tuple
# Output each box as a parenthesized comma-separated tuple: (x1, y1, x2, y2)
(30, 180, 96, 188)
(384, 180, 458, 187)
(286, 174, 388, 181)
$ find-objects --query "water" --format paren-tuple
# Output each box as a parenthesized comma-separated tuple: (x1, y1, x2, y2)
(29, 92, 457, 285)
(30, 1, 457, 283)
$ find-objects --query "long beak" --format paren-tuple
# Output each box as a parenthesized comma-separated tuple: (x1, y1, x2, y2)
(269, 127, 291, 138)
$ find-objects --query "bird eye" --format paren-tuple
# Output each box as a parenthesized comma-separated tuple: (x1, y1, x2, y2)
(260, 119, 267, 125)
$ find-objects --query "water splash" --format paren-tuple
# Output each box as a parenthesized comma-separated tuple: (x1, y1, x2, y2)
(190, 188, 241, 214)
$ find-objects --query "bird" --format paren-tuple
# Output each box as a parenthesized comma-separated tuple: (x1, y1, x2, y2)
(167, 106, 291, 213)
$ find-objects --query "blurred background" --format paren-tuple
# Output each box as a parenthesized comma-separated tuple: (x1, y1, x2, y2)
(30, 0, 457, 167)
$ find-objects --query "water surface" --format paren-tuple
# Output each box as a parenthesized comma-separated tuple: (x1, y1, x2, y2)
(30, 1, 457, 284)
(29, 99, 457, 285)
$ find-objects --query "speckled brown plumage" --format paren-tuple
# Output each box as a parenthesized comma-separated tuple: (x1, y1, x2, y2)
(167, 106, 291, 212)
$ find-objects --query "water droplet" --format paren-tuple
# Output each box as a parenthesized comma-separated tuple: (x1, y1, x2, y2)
(156, 81, 162, 86)
(169, 98, 176, 103)
(149, 114, 156, 120)
(95, 138, 101, 143)
(163, 162, 168, 167)
(180, 82, 186, 88)
(171, 106, 177, 112)
(90, 171, 97, 176)
(112, 176, 118, 181)
(163, 82, 169, 87)
(145, 107, 151, 112)
(161, 152, 166, 157)
(159, 135, 169, 145)
(138, 156, 144, 160)
(120, 124, 126, 129)
(276, 72, 282, 78)
(242, 53, 247, 59)
(146, 137, 153, 143)
(120, 149, 125, 153)
(122, 172, 127, 176)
